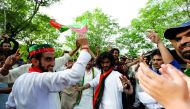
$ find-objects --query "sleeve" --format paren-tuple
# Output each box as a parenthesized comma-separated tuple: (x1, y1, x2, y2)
(93, 67, 101, 77)
(89, 73, 100, 88)
(54, 53, 71, 71)
(0, 64, 31, 83)
(170, 60, 181, 70)
(9, 38, 19, 54)
(6, 92, 16, 109)
(116, 73, 123, 92)
(37, 50, 91, 92)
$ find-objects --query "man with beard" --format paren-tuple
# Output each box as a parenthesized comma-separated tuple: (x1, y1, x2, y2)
(164, 21, 190, 75)
(110, 48, 139, 109)
(109, 48, 127, 75)
(136, 20, 190, 109)
(0, 34, 19, 58)
(0, 40, 80, 83)
(146, 30, 181, 74)
(78, 52, 133, 109)
(6, 35, 91, 109)
(74, 59, 100, 109)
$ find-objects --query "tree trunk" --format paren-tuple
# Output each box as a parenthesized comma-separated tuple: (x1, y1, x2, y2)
(4, 9, 6, 32)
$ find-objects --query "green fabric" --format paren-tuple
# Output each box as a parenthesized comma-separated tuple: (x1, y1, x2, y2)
(59, 26, 69, 32)
(75, 68, 95, 105)
(94, 76, 105, 109)
(93, 68, 113, 109)
(184, 68, 190, 77)
(29, 44, 53, 52)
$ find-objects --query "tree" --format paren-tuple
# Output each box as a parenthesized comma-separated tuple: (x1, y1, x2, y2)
(116, 0, 190, 57)
(0, 0, 60, 36)
(65, 8, 120, 55)
(0, 0, 64, 60)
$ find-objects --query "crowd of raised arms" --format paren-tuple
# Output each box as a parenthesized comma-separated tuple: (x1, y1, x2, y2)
(0, 20, 190, 109)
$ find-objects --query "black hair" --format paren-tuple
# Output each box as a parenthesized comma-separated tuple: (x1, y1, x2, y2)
(29, 53, 43, 61)
(109, 48, 120, 54)
(27, 44, 37, 60)
(95, 52, 115, 69)
(0, 41, 11, 47)
(150, 49, 161, 59)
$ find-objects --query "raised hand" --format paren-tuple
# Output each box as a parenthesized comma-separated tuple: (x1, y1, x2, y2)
(76, 40, 80, 49)
(146, 30, 161, 44)
(4, 50, 23, 67)
(77, 34, 89, 49)
(119, 75, 133, 94)
(1, 34, 9, 41)
(137, 63, 190, 109)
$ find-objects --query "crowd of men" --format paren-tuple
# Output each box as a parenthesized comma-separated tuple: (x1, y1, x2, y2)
(0, 20, 190, 109)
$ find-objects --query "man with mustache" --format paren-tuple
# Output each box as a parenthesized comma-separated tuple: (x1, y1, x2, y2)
(74, 59, 100, 109)
(164, 21, 190, 75)
(78, 52, 133, 109)
(137, 20, 190, 109)
(5, 35, 91, 109)
(0, 40, 80, 83)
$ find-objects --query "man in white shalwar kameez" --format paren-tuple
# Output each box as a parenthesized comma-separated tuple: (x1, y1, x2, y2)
(79, 52, 133, 109)
(74, 59, 100, 109)
(0, 42, 80, 83)
(6, 35, 91, 109)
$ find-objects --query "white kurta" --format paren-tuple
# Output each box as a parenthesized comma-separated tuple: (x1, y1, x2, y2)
(137, 91, 163, 109)
(74, 67, 100, 109)
(89, 70, 123, 109)
(6, 51, 91, 109)
(0, 53, 71, 83)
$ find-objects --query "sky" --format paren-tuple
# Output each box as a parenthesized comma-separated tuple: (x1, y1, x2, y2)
(39, 0, 148, 46)
(40, 0, 147, 27)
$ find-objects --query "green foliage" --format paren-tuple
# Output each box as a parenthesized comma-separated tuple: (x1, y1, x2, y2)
(116, 0, 190, 57)
(0, 0, 58, 35)
(2, 0, 189, 59)
(0, 0, 63, 60)
(65, 8, 120, 55)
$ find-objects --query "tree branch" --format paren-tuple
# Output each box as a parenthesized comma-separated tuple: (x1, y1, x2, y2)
(185, 0, 190, 18)
(13, 1, 41, 36)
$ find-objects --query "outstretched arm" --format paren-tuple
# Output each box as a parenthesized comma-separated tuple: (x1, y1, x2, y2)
(39, 34, 92, 92)
(147, 31, 174, 64)
(69, 40, 80, 56)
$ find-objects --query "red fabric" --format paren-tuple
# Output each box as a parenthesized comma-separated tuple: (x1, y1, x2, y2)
(28, 66, 42, 73)
(49, 19, 62, 29)
(29, 48, 54, 57)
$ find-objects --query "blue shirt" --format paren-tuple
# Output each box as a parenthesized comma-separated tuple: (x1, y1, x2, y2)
(151, 60, 181, 75)
(0, 82, 9, 109)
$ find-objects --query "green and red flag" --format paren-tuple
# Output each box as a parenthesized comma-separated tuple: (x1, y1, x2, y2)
(49, 19, 88, 34)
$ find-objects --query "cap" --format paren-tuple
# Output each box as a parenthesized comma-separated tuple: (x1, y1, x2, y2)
(164, 20, 190, 39)
(28, 44, 54, 57)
